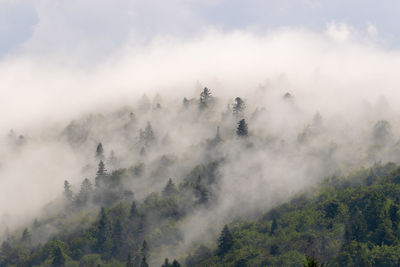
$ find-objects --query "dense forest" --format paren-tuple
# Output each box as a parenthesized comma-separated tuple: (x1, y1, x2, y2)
(1, 87, 400, 266)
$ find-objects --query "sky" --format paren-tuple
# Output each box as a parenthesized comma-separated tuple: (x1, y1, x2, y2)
(0, 0, 400, 131)
(1, 0, 400, 61)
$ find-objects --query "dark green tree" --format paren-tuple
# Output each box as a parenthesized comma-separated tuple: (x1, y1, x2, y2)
(126, 252, 134, 267)
(161, 258, 171, 267)
(171, 259, 181, 267)
(270, 218, 278, 236)
(236, 119, 248, 137)
(22, 228, 31, 243)
(304, 254, 323, 267)
(129, 200, 138, 219)
(140, 256, 149, 267)
(52, 246, 66, 267)
(112, 219, 124, 257)
(95, 207, 113, 259)
(141, 240, 149, 259)
(217, 225, 233, 257)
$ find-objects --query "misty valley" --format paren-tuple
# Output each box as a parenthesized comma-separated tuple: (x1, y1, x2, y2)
(1, 87, 400, 267)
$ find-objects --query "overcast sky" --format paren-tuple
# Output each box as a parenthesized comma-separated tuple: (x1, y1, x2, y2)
(1, 0, 400, 62)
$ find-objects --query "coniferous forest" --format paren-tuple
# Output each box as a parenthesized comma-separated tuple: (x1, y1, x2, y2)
(1, 87, 400, 267)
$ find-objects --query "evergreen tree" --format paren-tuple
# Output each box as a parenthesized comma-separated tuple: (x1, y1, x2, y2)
(141, 240, 149, 259)
(270, 218, 278, 236)
(22, 228, 31, 243)
(161, 258, 171, 267)
(140, 256, 149, 267)
(171, 259, 181, 267)
(77, 178, 92, 205)
(129, 200, 138, 219)
(236, 119, 248, 137)
(95, 160, 107, 188)
(63, 180, 73, 202)
(112, 219, 124, 257)
(107, 150, 118, 169)
(126, 253, 134, 267)
(162, 178, 178, 198)
(232, 97, 246, 118)
(199, 87, 212, 109)
(304, 254, 323, 267)
(140, 122, 156, 146)
(96, 142, 104, 159)
(217, 225, 233, 257)
(95, 207, 113, 259)
(52, 246, 66, 267)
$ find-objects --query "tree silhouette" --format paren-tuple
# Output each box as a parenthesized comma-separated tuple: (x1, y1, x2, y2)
(236, 119, 248, 137)
(217, 225, 233, 257)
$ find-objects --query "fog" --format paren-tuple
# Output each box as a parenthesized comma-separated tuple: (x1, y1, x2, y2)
(2, 23, 400, 262)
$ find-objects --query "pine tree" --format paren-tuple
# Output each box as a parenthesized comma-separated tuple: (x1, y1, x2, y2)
(52, 246, 66, 267)
(96, 142, 104, 159)
(217, 225, 233, 257)
(63, 180, 73, 202)
(236, 119, 248, 137)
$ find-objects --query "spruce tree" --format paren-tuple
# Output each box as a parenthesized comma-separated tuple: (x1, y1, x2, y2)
(171, 259, 181, 267)
(95, 160, 107, 188)
(270, 218, 278, 236)
(161, 258, 170, 267)
(96, 207, 113, 259)
(96, 142, 104, 159)
(141, 240, 149, 259)
(52, 246, 66, 267)
(162, 178, 178, 198)
(112, 219, 123, 257)
(232, 97, 246, 118)
(63, 180, 73, 202)
(126, 253, 134, 267)
(129, 200, 138, 219)
(199, 87, 212, 109)
(22, 228, 31, 243)
(77, 178, 92, 205)
(217, 225, 233, 257)
(236, 119, 248, 137)
(140, 256, 149, 267)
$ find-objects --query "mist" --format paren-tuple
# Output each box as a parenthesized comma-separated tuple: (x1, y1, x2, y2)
(2, 22, 400, 264)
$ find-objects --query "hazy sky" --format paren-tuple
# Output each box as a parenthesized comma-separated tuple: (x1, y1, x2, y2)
(1, 0, 399, 61)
